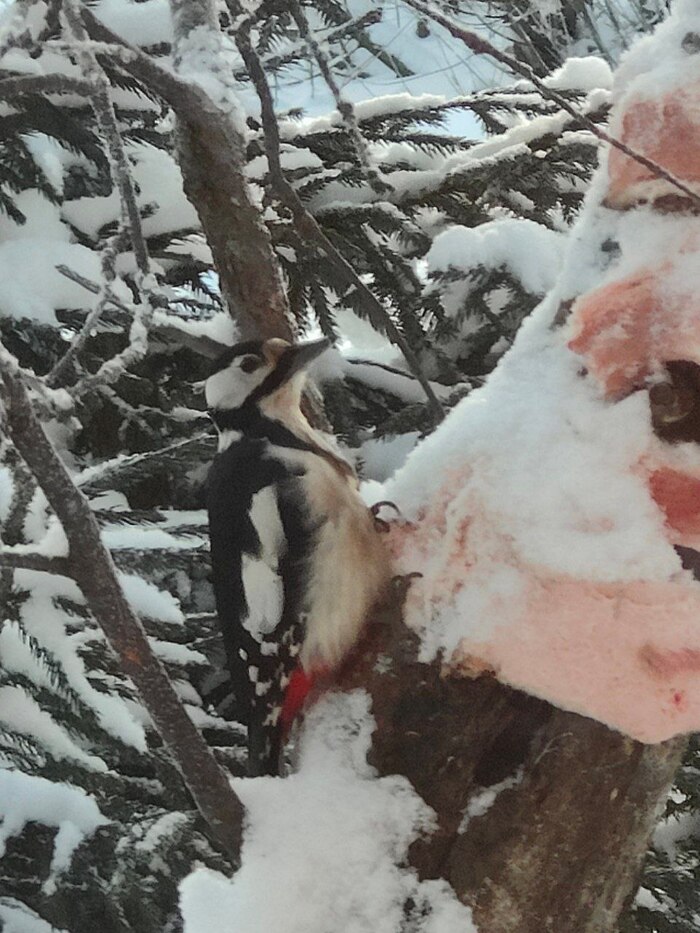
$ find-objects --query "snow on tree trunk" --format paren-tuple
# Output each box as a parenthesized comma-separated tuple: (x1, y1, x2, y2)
(337, 3, 700, 930)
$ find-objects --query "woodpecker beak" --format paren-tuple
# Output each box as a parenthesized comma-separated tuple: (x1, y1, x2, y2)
(272, 338, 331, 383)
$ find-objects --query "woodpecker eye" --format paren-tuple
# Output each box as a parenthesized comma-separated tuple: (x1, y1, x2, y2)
(240, 355, 262, 373)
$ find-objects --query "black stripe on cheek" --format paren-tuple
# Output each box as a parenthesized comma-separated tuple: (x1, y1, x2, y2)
(249, 351, 299, 402)
(210, 340, 265, 376)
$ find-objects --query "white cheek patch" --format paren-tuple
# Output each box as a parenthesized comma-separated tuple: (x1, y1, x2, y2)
(205, 363, 269, 410)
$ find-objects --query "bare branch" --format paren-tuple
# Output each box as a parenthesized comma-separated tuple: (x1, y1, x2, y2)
(402, 0, 700, 209)
(0, 363, 245, 862)
(234, 15, 444, 424)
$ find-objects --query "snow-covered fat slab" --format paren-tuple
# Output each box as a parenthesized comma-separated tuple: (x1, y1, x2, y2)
(179, 692, 475, 933)
(383, 0, 700, 744)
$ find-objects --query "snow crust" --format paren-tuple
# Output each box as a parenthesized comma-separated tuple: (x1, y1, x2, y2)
(0, 770, 107, 893)
(179, 692, 475, 933)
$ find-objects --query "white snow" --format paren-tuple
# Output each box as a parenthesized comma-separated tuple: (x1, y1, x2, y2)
(0, 240, 105, 324)
(13, 570, 147, 750)
(0, 682, 107, 772)
(0, 770, 107, 893)
(119, 573, 185, 625)
(0, 464, 13, 525)
(426, 218, 565, 315)
(545, 56, 613, 92)
(179, 691, 475, 933)
(359, 432, 420, 483)
(384, 285, 680, 658)
(0, 899, 68, 933)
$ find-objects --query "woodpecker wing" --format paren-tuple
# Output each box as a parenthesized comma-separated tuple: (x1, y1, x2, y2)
(207, 438, 314, 775)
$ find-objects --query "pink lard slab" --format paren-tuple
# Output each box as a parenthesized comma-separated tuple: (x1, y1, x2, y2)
(386, 477, 700, 744)
(606, 87, 700, 208)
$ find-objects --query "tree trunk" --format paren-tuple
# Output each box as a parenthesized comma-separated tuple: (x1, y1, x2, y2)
(168, 0, 292, 341)
(340, 609, 685, 933)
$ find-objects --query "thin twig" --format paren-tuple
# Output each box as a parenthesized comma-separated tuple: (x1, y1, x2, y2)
(47, 233, 127, 388)
(285, 0, 392, 196)
(62, 0, 151, 276)
(0, 73, 91, 98)
(234, 14, 444, 424)
(401, 0, 700, 209)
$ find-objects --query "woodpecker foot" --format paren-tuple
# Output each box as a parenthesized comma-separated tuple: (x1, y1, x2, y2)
(391, 571, 423, 599)
(370, 500, 403, 533)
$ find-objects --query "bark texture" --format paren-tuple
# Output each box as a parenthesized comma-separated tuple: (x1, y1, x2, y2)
(339, 607, 685, 933)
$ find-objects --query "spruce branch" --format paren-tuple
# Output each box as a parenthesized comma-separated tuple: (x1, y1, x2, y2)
(0, 362, 245, 863)
(0, 73, 92, 99)
(77, 1, 293, 341)
(402, 0, 700, 210)
(234, 17, 444, 425)
(0, 551, 72, 575)
(55, 264, 226, 359)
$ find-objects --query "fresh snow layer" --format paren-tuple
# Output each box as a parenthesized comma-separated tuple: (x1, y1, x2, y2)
(179, 692, 475, 933)
(0, 770, 107, 893)
(426, 218, 565, 317)
(0, 899, 68, 933)
(545, 56, 613, 92)
(119, 573, 184, 625)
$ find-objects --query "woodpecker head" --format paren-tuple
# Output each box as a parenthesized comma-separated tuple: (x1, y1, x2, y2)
(205, 337, 330, 424)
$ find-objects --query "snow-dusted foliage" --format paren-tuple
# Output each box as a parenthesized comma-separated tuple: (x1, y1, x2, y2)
(0, 0, 694, 931)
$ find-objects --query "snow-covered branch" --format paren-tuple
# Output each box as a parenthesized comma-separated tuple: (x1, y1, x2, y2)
(47, 233, 127, 389)
(234, 16, 444, 424)
(0, 365, 245, 862)
(403, 0, 700, 209)
(286, 0, 391, 197)
(0, 551, 72, 575)
(0, 73, 91, 99)
(62, 0, 150, 278)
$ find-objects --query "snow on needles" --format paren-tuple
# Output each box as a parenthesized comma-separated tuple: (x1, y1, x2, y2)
(0, 770, 107, 894)
(179, 692, 475, 933)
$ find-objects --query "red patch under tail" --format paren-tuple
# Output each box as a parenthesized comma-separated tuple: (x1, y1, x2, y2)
(281, 667, 315, 733)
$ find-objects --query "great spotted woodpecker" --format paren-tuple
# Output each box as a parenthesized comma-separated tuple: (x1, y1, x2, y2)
(205, 337, 391, 776)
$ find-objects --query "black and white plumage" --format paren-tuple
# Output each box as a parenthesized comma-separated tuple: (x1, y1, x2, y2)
(205, 337, 390, 776)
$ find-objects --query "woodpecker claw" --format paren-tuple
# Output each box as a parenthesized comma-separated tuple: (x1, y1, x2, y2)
(370, 500, 404, 533)
(391, 571, 423, 597)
